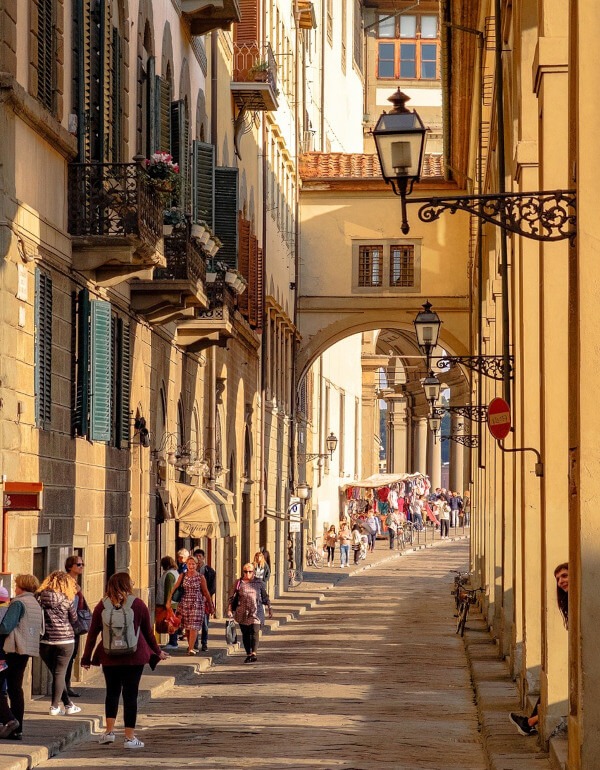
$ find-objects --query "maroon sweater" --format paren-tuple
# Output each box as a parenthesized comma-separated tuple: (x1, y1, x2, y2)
(81, 597, 162, 668)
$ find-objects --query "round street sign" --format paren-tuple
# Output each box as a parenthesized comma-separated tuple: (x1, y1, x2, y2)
(487, 397, 511, 440)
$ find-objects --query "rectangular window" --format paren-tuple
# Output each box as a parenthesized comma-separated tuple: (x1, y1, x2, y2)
(37, 0, 55, 112)
(35, 268, 53, 428)
(378, 13, 395, 38)
(341, 0, 347, 71)
(399, 43, 417, 78)
(377, 43, 395, 78)
(399, 15, 417, 38)
(390, 245, 415, 287)
(421, 15, 438, 38)
(353, 0, 363, 72)
(420, 43, 438, 79)
(358, 246, 383, 287)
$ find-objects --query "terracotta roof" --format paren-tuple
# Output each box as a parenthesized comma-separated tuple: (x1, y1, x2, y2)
(299, 152, 444, 180)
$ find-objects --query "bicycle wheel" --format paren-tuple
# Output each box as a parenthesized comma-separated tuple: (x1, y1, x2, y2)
(312, 549, 323, 568)
(306, 552, 315, 567)
(288, 568, 303, 588)
(457, 602, 469, 636)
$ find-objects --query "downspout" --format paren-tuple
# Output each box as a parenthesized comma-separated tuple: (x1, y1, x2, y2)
(320, 0, 326, 149)
(494, 0, 510, 405)
(210, 30, 218, 147)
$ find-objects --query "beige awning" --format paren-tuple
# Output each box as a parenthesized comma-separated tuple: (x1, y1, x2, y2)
(171, 482, 221, 538)
(204, 485, 238, 538)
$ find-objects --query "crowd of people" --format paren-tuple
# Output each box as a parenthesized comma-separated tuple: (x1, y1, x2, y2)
(0, 547, 273, 749)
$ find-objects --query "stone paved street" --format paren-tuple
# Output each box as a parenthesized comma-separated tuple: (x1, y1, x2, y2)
(34, 541, 490, 770)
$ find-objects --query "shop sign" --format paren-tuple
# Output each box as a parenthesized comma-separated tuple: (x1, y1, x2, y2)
(2, 482, 43, 510)
(289, 497, 302, 533)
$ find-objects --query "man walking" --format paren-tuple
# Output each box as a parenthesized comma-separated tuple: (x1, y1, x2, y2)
(193, 549, 216, 652)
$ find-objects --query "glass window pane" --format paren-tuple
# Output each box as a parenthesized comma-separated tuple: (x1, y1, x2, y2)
(421, 15, 438, 38)
(378, 43, 395, 78)
(378, 14, 395, 38)
(400, 15, 416, 38)
(421, 43, 437, 79)
(400, 43, 416, 78)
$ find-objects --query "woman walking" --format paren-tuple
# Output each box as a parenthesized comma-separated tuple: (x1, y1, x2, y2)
(156, 556, 179, 651)
(351, 524, 363, 564)
(168, 557, 214, 655)
(338, 522, 351, 567)
(82, 572, 168, 749)
(437, 499, 450, 539)
(37, 571, 81, 716)
(228, 563, 273, 664)
(0, 575, 43, 740)
(323, 525, 337, 566)
(253, 551, 271, 585)
(63, 554, 89, 698)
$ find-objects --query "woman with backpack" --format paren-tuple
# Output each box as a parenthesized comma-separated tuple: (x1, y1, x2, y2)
(81, 572, 168, 749)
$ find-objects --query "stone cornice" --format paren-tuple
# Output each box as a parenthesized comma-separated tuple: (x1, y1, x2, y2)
(0, 73, 77, 160)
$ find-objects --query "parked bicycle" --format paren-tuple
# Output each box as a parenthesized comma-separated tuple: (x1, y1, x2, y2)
(288, 567, 303, 587)
(455, 585, 485, 636)
(305, 540, 323, 568)
(398, 521, 414, 549)
(450, 570, 472, 613)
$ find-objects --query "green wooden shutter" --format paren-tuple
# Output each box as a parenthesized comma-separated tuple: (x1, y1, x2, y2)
(147, 57, 157, 154)
(171, 100, 190, 212)
(34, 268, 53, 427)
(117, 318, 131, 448)
(214, 167, 239, 268)
(37, 0, 55, 112)
(90, 299, 112, 442)
(192, 140, 215, 228)
(74, 288, 90, 436)
(156, 76, 172, 153)
(111, 27, 122, 162)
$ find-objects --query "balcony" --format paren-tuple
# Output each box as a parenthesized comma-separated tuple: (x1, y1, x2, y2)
(130, 223, 208, 325)
(175, 278, 237, 351)
(231, 43, 279, 112)
(68, 162, 165, 287)
(181, 0, 241, 35)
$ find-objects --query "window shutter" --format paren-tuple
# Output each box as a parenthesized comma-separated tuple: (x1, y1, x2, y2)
(235, 0, 259, 41)
(117, 319, 131, 448)
(171, 100, 191, 212)
(214, 167, 239, 269)
(90, 300, 112, 442)
(250, 237, 264, 331)
(34, 268, 53, 427)
(147, 57, 157, 154)
(237, 215, 251, 316)
(192, 140, 215, 229)
(156, 76, 172, 153)
(73, 288, 90, 436)
(37, 0, 55, 112)
(111, 27, 122, 162)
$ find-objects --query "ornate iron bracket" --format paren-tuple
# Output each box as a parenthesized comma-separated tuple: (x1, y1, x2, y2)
(409, 190, 576, 244)
(298, 452, 331, 463)
(433, 405, 488, 422)
(435, 355, 512, 381)
(440, 434, 479, 448)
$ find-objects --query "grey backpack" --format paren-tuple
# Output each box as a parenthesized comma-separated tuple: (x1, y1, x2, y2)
(101, 595, 139, 655)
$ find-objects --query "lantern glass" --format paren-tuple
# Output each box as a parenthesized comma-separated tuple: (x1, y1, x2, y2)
(428, 416, 441, 433)
(423, 373, 441, 404)
(326, 432, 338, 456)
(414, 301, 442, 354)
(373, 91, 427, 183)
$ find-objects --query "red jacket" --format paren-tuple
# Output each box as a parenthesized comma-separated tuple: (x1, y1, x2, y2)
(81, 597, 162, 668)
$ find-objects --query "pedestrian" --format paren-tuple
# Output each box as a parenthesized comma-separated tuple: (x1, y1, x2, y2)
(449, 492, 462, 528)
(351, 524, 362, 564)
(63, 554, 89, 699)
(253, 551, 271, 584)
(364, 512, 379, 552)
(338, 521, 351, 567)
(462, 491, 471, 526)
(0, 574, 43, 740)
(0, 585, 17, 738)
(227, 563, 273, 664)
(81, 572, 169, 749)
(323, 525, 337, 566)
(168, 557, 214, 655)
(385, 510, 400, 549)
(156, 556, 179, 651)
(411, 497, 425, 531)
(37, 571, 82, 716)
(509, 562, 569, 736)
(193, 548, 216, 652)
(437, 499, 450, 539)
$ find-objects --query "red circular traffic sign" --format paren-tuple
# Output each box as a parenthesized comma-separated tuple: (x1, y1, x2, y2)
(487, 397, 511, 440)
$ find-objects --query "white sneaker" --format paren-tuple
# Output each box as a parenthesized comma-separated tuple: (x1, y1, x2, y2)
(163, 644, 179, 651)
(124, 736, 145, 749)
(65, 704, 82, 715)
(49, 706, 65, 716)
(98, 732, 116, 744)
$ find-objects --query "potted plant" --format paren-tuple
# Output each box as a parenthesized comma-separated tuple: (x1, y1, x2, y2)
(163, 207, 186, 235)
(144, 152, 180, 193)
(205, 236, 222, 258)
(191, 220, 208, 241)
(248, 60, 269, 82)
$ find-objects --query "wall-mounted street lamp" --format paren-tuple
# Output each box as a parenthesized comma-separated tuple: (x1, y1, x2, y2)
(373, 89, 576, 242)
(422, 371, 442, 406)
(298, 431, 339, 463)
(296, 482, 312, 500)
(413, 301, 442, 369)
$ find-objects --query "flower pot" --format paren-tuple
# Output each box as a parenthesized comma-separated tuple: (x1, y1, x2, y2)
(191, 223, 207, 240)
(225, 271, 237, 285)
(199, 230, 211, 245)
(236, 281, 247, 296)
(206, 272, 218, 283)
(208, 241, 221, 257)
(163, 224, 173, 236)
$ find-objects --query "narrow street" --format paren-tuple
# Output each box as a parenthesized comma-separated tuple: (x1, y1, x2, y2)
(36, 541, 489, 769)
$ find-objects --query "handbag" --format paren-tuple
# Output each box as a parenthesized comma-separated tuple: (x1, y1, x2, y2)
(225, 619, 238, 646)
(230, 580, 242, 612)
(166, 608, 181, 635)
(156, 606, 181, 635)
(171, 585, 184, 603)
(74, 607, 92, 635)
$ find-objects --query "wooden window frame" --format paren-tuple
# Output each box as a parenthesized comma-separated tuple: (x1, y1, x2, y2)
(358, 245, 383, 287)
(376, 13, 440, 81)
(389, 244, 415, 287)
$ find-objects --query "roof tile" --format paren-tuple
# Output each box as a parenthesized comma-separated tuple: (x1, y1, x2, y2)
(299, 152, 444, 180)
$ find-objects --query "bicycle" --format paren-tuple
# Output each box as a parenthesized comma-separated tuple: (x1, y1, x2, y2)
(288, 567, 303, 587)
(456, 585, 485, 636)
(398, 521, 414, 549)
(450, 570, 472, 613)
(305, 540, 323, 568)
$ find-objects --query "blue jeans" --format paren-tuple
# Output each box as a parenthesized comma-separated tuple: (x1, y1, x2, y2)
(340, 544, 349, 566)
(414, 513, 423, 531)
(194, 612, 210, 649)
(388, 529, 395, 549)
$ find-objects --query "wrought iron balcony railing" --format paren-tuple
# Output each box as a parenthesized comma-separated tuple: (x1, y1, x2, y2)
(154, 224, 207, 285)
(197, 278, 237, 320)
(68, 162, 163, 246)
(231, 43, 278, 112)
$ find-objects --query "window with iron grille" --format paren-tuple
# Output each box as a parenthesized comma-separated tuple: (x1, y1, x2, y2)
(390, 244, 415, 287)
(358, 245, 383, 287)
(37, 0, 56, 112)
(35, 268, 53, 428)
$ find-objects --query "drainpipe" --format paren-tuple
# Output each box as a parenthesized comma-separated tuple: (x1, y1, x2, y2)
(210, 30, 218, 147)
(494, 0, 510, 406)
(320, 0, 326, 149)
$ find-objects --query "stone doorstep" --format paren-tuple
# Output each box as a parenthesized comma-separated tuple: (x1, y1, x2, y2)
(549, 734, 567, 770)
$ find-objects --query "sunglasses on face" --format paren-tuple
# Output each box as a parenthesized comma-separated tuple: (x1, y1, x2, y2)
(76, 563, 84, 567)
(243, 569, 254, 574)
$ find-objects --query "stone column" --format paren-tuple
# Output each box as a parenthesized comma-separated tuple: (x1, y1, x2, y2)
(413, 417, 428, 474)
(385, 393, 408, 474)
(426, 428, 442, 489)
(449, 413, 465, 493)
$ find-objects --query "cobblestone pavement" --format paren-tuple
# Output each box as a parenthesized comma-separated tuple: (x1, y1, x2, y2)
(34, 541, 491, 770)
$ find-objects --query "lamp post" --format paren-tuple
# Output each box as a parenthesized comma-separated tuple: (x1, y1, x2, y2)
(298, 431, 339, 463)
(413, 301, 442, 369)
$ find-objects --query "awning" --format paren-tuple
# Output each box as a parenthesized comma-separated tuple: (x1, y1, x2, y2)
(171, 482, 221, 538)
(204, 485, 238, 538)
(339, 472, 428, 491)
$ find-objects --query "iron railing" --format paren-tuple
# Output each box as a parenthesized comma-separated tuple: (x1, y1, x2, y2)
(154, 224, 207, 285)
(233, 42, 278, 94)
(68, 162, 162, 246)
(197, 278, 237, 320)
